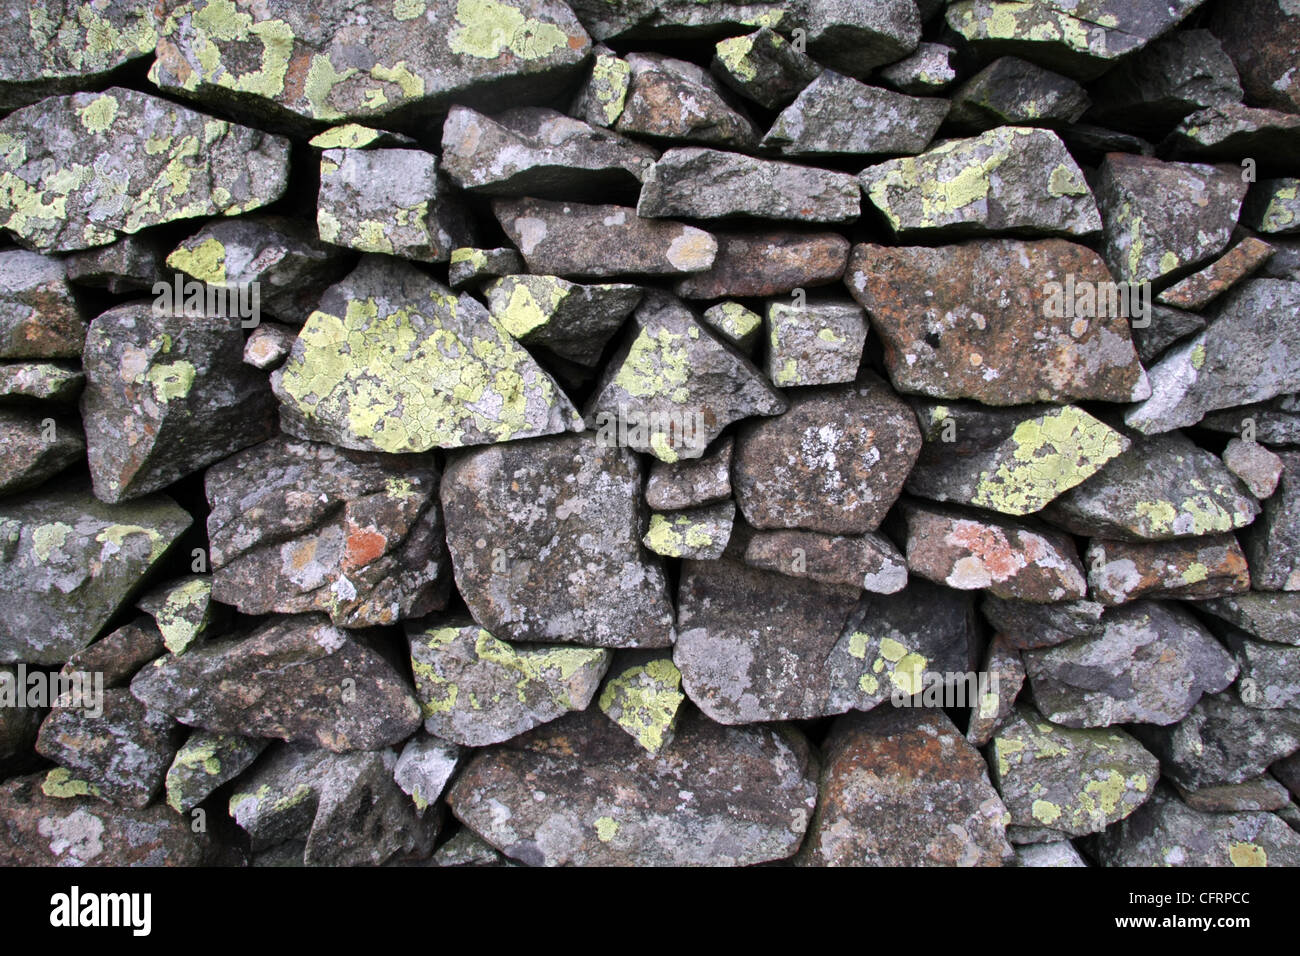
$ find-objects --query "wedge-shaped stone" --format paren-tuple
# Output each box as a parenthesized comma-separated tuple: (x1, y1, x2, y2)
(484, 274, 641, 367)
(615, 53, 759, 149)
(1086, 535, 1250, 606)
(0, 251, 86, 358)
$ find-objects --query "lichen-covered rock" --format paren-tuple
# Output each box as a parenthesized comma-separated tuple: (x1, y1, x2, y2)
(643, 502, 734, 560)
(567, 0, 790, 43)
(947, 58, 1089, 132)
(0, 773, 215, 865)
(272, 256, 581, 453)
(1200, 395, 1300, 446)
(743, 528, 908, 593)
(597, 653, 684, 755)
(570, 47, 631, 127)
(900, 501, 1088, 603)
(1163, 103, 1300, 161)
(1209, 0, 1300, 113)
(0, 0, 157, 109)
(1014, 841, 1087, 867)
(645, 436, 732, 510)
(762, 71, 947, 157)
(802, 0, 921, 77)
(1094, 153, 1247, 286)
(1221, 630, 1300, 710)
(166, 216, 346, 324)
(798, 708, 1013, 867)
(1244, 179, 1300, 235)
(585, 291, 786, 462)
(637, 147, 860, 224)
(615, 53, 759, 149)
(494, 197, 717, 277)
(710, 28, 819, 109)
(440, 432, 675, 649)
(700, 302, 762, 353)
(432, 827, 513, 866)
(733, 375, 920, 534)
(981, 596, 1105, 651)
(1157, 238, 1275, 312)
(1044, 432, 1260, 541)
(448, 247, 525, 289)
(0, 482, 190, 664)
(483, 274, 641, 367)
(1093, 786, 1300, 867)
(206, 437, 450, 627)
(1133, 690, 1300, 788)
(846, 240, 1147, 405)
(879, 41, 957, 95)
(446, 709, 817, 866)
(130, 614, 422, 752)
(0, 409, 83, 497)
(136, 575, 217, 655)
(149, 0, 592, 127)
(317, 148, 470, 262)
(1128, 281, 1300, 436)
(676, 560, 973, 722)
(165, 731, 267, 814)
(1086, 29, 1242, 137)
(81, 303, 275, 503)
(0, 362, 83, 404)
(407, 619, 609, 746)
(858, 127, 1101, 239)
(0, 251, 86, 359)
(905, 402, 1129, 516)
(945, 0, 1205, 81)
(307, 123, 415, 149)
(765, 298, 866, 387)
(1131, 304, 1207, 365)
(989, 706, 1160, 844)
(442, 106, 656, 197)
(393, 734, 461, 813)
(61, 618, 165, 689)
(966, 636, 1026, 746)
(0, 88, 289, 252)
(1023, 601, 1238, 726)
(36, 688, 182, 809)
(1086, 535, 1251, 606)
(243, 323, 296, 371)
(64, 236, 165, 295)
(1196, 592, 1300, 646)
(675, 229, 849, 299)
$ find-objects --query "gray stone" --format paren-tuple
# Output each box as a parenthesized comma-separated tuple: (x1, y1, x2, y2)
(0, 362, 82, 405)
(616, 53, 759, 149)
(1164, 103, 1300, 163)
(1175, 776, 1291, 813)
(743, 528, 908, 593)
(644, 436, 733, 510)
(981, 595, 1106, 651)
(165, 731, 267, 814)
(966, 635, 1026, 747)
(802, 0, 921, 77)
(1014, 841, 1086, 867)
(566, 0, 791, 42)
(0, 251, 86, 359)
(448, 247, 525, 289)
(1244, 450, 1300, 591)
(1209, 0, 1300, 114)
(765, 298, 866, 387)
(483, 274, 641, 367)
(570, 47, 631, 128)
(1222, 630, 1300, 710)
(0, 410, 83, 497)
(675, 229, 849, 299)
(947, 58, 1089, 132)
(1131, 305, 1206, 364)
(1086, 535, 1250, 606)
(643, 502, 734, 560)
(64, 236, 165, 295)
(878, 42, 957, 95)
(1195, 592, 1300, 647)
(710, 28, 820, 109)
(242, 323, 297, 371)
(393, 734, 461, 813)
(1244, 179, 1300, 235)
(700, 302, 762, 353)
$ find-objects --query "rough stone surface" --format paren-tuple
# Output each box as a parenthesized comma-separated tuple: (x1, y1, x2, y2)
(710, 28, 819, 109)
(136, 575, 217, 655)
(879, 42, 957, 95)
(483, 274, 641, 367)
(1196, 592, 1300, 647)
(597, 652, 684, 755)
(645, 436, 732, 510)
(765, 298, 866, 387)
(1176, 776, 1291, 813)
(643, 502, 734, 560)
(1209, 0, 1300, 114)
(448, 247, 525, 289)
(1163, 103, 1300, 162)
(675, 230, 849, 299)
(0, 251, 86, 359)
(616, 53, 759, 149)
(64, 236, 165, 295)
(0, 409, 83, 497)
(743, 529, 908, 593)
(1244, 179, 1300, 235)
(0, 362, 83, 404)
(1157, 238, 1275, 311)
(1244, 451, 1300, 591)
(981, 596, 1106, 651)
(165, 731, 267, 814)
(570, 48, 631, 128)
(967, 636, 1026, 746)
(1087, 534, 1250, 606)
(947, 58, 1089, 132)
(802, 0, 921, 77)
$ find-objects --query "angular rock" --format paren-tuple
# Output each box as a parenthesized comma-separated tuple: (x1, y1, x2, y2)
(1176, 776, 1291, 813)
(1244, 179, 1300, 235)
(0, 251, 86, 359)
(1094, 787, 1300, 866)
(1023, 601, 1238, 726)
(1044, 432, 1260, 541)
(317, 148, 469, 262)
(675, 229, 849, 299)
(947, 58, 1089, 132)
(597, 653, 684, 755)
(0, 88, 288, 252)
(36, 688, 182, 809)
(1095, 153, 1247, 286)
(306, 123, 415, 149)
(0, 665, 42, 759)
(206, 437, 450, 628)
(585, 292, 786, 462)
(906, 402, 1129, 517)
(981, 596, 1106, 651)
(966, 636, 1026, 746)
(432, 827, 512, 867)
(1131, 304, 1207, 364)
(676, 560, 973, 722)
(0, 483, 190, 664)
(761, 71, 947, 157)
(1196, 592, 1300, 646)
(135, 576, 217, 656)
(242, 323, 296, 371)
(446, 708, 818, 866)
(733, 375, 920, 534)
(570, 48, 631, 127)
(710, 28, 819, 109)
(273, 256, 582, 452)
(765, 298, 866, 387)
(900, 501, 1087, 603)
(945, 0, 1204, 81)
(1087, 535, 1250, 606)
(637, 147, 859, 224)
(440, 432, 675, 648)
(166, 216, 346, 324)
(645, 436, 732, 510)
(0, 362, 83, 404)
(1086, 29, 1243, 137)
(393, 734, 461, 813)
(0, 409, 83, 497)
(802, 0, 921, 77)
(1133, 690, 1300, 788)
(483, 274, 641, 367)
(82, 303, 274, 503)
(1157, 237, 1274, 311)
(859, 127, 1101, 239)
(165, 731, 267, 814)
(441, 106, 656, 197)
(62, 618, 165, 690)
(64, 236, 165, 295)
(1129, 281, 1300, 436)
(878, 42, 957, 95)
(1222, 630, 1300, 710)
(566, 0, 790, 43)
(149, 0, 592, 126)
(407, 619, 608, 747)
(0, 773, 214, 865)
(847, 240, 1147, 404)
(643, 502, 734, 560)
(448, 247, 525, 289)
(1015, 841, 1087, 867)
(1243, 450, 1300, 590)
(1200, 395, 1300, 445)
(494, 197, 717, 278)
(700, 302, 762, 352)
(798, 708, 1013, 867)
(989, 706, 1160, 844)
(1209, 0, 1300, 114)
(1163, 103, 1300, 163)
(616, 53, 758, 149)
(743, 529, 908, 593)
(130, 614, 422, 752)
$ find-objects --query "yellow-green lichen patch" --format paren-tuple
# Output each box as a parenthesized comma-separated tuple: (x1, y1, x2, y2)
(447, 0, 573, 61)
(1228, 841, 1267, 867)
(706, 301, 761, 345)
(76, 93, 119, 133)
(309, 124, 386, 149)
(598, 657, 684, 754)
(30, 521, 73, 562)
(95, 523, 169, 562)
(489, 275, 570, 339)
(588, 54, 631, 125)
(612, 324, 693, 405)
(715, 35, 757, 82)
(971, 406, 1129, 515)
(450, 247, 487, 267)
(594, 815, 620, 842)
(42, 768, 102, 800)
(393, 0, 427, 20)
(167, 236, 227, 285)
(142, 576, 213, 654)
(144, 360, 196, 403)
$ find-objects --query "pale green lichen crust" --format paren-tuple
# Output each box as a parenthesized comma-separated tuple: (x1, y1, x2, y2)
(598, 658, 684, 754)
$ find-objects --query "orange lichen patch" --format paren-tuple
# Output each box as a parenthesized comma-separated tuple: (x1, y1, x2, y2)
(342, 524, 387, 571)
(946, 520, 1025, 582)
